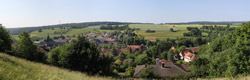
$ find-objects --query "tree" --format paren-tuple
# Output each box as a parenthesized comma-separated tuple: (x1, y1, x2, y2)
(190, 58, 209, 78)
(38, 29, 43, 32)
(125, 67, 135, 77)
(15, 31, 46, 62)
(196, 22, 250, 77)
(160, 52, 168, 60)
(170, 28, 174, 32)
(112, 47, 118, 56)
(135, 53, 148, 65)
(48, 35, 113, 75)
(0, 24, 12, 53)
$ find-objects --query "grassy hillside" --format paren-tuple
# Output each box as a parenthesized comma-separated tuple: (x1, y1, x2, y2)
(0, 53, 111, 80)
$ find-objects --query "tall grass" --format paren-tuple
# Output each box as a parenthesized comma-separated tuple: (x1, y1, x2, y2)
(0, 53, 112, 80)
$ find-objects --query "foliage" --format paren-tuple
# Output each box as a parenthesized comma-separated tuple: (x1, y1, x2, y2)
(170, 28, 174, 32)
(121, 35, 145, 45)
(100, 24, 130, 30)
(196, 21, 250, 78)
(48, 36, 113, 75)
(145, 29, 156, 33)
(125, 67, 135, 77)
(0, 24, 12, 53)
(14, 31, 46, 62)
(135, 53, 149, 65)
(190, 58, 210, 78)
(183, 27, 202, 37)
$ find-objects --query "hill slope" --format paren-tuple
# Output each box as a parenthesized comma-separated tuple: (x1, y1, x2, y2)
(0, 53, 111, 80)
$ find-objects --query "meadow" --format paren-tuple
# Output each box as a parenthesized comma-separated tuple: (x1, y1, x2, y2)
(0, 53, 112, 80)
(129, 24, 203, 39)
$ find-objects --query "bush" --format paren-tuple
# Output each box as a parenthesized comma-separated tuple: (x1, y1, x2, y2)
(145, 29, 156, 33)
(0, 24, 12, 53)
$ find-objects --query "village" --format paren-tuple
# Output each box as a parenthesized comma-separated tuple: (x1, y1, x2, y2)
(34, 29, 200, 77)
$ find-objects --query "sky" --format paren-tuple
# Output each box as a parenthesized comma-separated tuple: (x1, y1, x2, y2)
(0, 0, 250, 28)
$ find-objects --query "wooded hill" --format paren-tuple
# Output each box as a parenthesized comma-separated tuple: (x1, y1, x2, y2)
(7, 22, 141, 35)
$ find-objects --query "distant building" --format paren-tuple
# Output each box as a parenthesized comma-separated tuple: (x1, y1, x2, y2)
(127, 44, 145, 53)
(34, 34, 70, 51)
(150, 37, 157, 42)
(179, 50, 198, 62)
(133, 59, 190, 78)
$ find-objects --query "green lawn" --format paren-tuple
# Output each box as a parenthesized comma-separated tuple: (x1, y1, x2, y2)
(0, 53, 112, 80)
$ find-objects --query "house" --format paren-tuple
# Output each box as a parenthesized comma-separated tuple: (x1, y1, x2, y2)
(35, 35, 70, 51)
(156, 59, 174, 65)
(127, 44, 145, 53)
(192, 47, 199, 52)
(104, 38, 115, 43)
(100, 48, 111, 56)
(150, 37, 157, 42)
(179, 50, 198, 62)
(133, 61, 190, 78)
(116, 48, 130, 54)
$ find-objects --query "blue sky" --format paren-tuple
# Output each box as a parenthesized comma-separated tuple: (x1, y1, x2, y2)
(0, 0, 249, 28)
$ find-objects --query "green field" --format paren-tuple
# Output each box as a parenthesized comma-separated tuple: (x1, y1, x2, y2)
(30, 25, 112, 39)
(26, 24, 240, 40)
(129, 24, 204, 39)
(0, 53, 112, 80)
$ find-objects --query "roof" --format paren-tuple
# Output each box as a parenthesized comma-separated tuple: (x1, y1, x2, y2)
(158, 59, 173, 65)
(127, 44, 144, 52)
(175, 64, 191, 72)
(153, 64, 187, 77)
(150, 37, 156, 40)
(104, 38, 115, 42)
(192, 47, 199, 52)
(134, 64, 188, 78)
(181, 50, 197, 62)
(133, 65, 146, 77)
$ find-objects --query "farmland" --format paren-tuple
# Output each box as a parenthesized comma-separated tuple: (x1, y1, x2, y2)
(27, 24, 241, 40)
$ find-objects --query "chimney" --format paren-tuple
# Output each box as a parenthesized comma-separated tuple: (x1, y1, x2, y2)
(156, 58, 159, 64)
(161, 62, 165, 68)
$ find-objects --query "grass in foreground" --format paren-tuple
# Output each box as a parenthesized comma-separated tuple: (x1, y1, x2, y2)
(0, 53, 111, 80)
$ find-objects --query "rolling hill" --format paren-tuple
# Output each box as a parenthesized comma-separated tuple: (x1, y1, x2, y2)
(0, 53, 112, 80)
